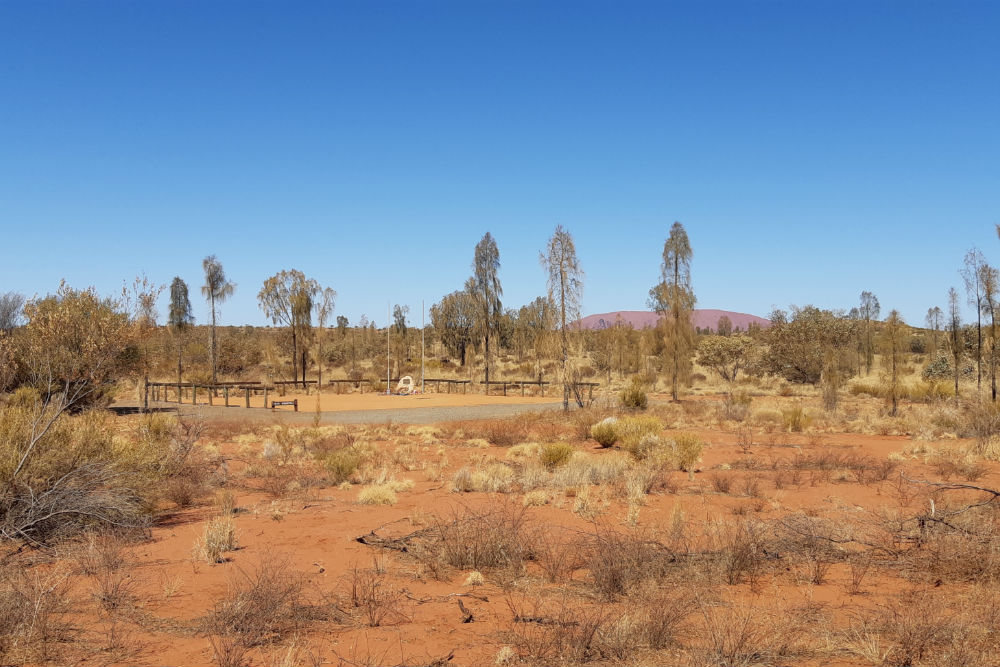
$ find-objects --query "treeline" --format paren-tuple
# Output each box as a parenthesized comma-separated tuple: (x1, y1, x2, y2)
(3, 225, 999, 413)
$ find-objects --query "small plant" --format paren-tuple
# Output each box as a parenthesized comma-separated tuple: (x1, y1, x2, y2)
(616, 416, 663, 456)
(711, 474, 733, 494)
(357, 484, 398, 506)
(346, 565, 404, 627)
(672, 432, 704, 479)
(722, 390, 752, 421)
(196, 517, 238, 564)
(590, 418, 618, 447)
(621, 376, 648, 410)
(325, 448, 362, 484)
(205, 557, 307, 654)
(540, 442, 574, 469)
(782, 403, 811, 432)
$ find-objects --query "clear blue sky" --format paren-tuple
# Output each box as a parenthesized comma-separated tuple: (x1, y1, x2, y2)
(2, 1, 998, 328)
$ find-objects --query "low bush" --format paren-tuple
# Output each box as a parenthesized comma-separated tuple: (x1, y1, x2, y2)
(357, 483, 400, 505)
(477, 419, 529, 447)
(621, 376, 648, 410)
(539, 442, 574, 469)
(616, 416, 663, 456)
(782, 404, 811, 432)
(324, 447, 362, 484)
(671, 432, 704, 478)
(195, 517, 238, 564)
(590, 418, 618, 447)
(205, 558, 309, 655)
(430, 502, 533, 572)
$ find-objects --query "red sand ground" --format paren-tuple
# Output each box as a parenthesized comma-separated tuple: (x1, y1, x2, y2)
(51, 398, 998, 666)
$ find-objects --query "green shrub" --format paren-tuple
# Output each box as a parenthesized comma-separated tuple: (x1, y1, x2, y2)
(672, 432, 703, 479)
(539, 442, 574, 469)
(616, 416, 663, 456)
(325, 448, 362, 484)
(922, 353, 953, 380)
(621, 376, 649, 410)
(591, 418, 619, 448)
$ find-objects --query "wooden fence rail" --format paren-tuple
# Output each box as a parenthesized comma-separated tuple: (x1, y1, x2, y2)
(145, 377, 598, 409)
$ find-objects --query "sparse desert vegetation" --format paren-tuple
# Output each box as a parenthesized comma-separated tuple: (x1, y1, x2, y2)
(5, 160, 1000, 667)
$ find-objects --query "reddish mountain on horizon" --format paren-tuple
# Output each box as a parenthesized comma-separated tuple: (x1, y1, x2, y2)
(576, 309, 771, 332)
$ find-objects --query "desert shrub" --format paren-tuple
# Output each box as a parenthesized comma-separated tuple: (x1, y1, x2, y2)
(505, 597, 617, 664)
(477, 419, 529, 447)
(961, 400, 1000, 454)
(195, 517, 238, 563)
(324, 447, 362, 484)
(357, 484, 398, 506)
(540, 442, 574, 469)
(782, 403, 811, 432)
(452, 463, 516, 493)
(922, 353, 953, 380)
(345, 565, 405, 627)
(671, 432, 704, 477)
(205, 558, 309, 653)
(586, 527, 676, 600)
(616, 416, 663, 455)
(77, 532, 137, 612)
(692, 600, 808, 666)
(590, 418, 618, 447)
(534, 528, 587, 583)
(0, 559, 76, 664)
(630, 432, 667, 461)
(722, 389, 752, 421)
(711, 473, 733, 494)
(621, 376, 648, 410)
(750, 408, 784, 431)
(11, 283, 145, 411)
(429, 502, 533, 572)
(570, 408, 613, 441)
(0, 403, 160, 545)
(715, 520, 768, 587)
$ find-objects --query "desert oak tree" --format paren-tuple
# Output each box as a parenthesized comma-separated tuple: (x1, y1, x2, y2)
(649, 221, 695, 401)
(468, 232, 503, 384)
(541, 225, 584, 411)
(167, 277, 194, 385)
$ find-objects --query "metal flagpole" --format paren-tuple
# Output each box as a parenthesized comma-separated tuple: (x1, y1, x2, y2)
(386, 302, 390, 394)
(421, 300, 425, 394)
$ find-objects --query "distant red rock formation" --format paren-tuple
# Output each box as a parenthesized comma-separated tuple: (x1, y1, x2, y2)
(575, 309, 771, 332)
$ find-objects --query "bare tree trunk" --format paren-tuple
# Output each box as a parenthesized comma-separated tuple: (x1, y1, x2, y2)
(210, 295, 218, 385)
(291, 329, 298, 385)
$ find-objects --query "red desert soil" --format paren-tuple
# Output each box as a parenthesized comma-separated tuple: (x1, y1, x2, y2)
(55, 397, 997, 666)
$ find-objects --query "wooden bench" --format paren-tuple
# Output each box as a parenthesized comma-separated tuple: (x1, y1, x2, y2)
(271, 399, 299, 411)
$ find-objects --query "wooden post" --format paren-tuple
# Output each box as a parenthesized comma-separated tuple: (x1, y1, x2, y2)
(503, 382, 507, 397)
(193, 385, 198, 405)
(293, 399, 298, 412)
(245, 387, 250, 408)
(177, 383, 182, 403)
(224, 387, 230, 407)
(521, 383, 525, 397)
(143, 376, 149, 411)
(263, 387, 269, 409)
